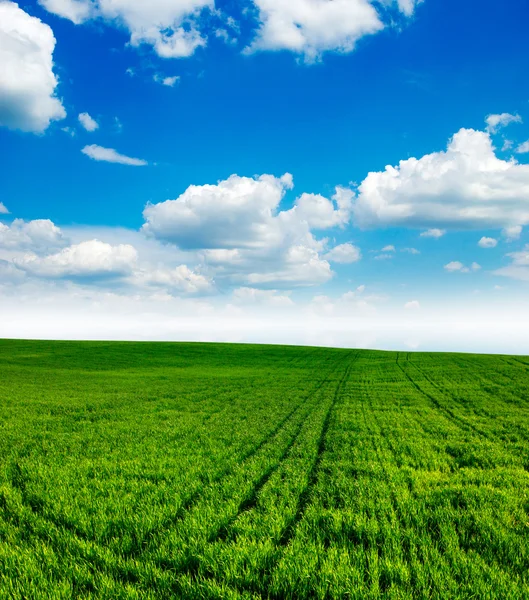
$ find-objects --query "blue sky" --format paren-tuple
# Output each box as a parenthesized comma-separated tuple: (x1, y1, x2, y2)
(1, 0, 529, 352)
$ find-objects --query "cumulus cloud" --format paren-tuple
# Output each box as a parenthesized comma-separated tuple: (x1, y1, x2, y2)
(354, 128, 529, 231)
(142, 173, 352, 287)
(0, 219, 66, 252)
(14, 239, 138, 279)
(420, 228, 445, 238)
(478, 236, 497, 248)
(324, 243, 361, 264)
(246, 0, 420, 62)
(78, 112, 98, 131)
(291, 187, 353, 229)
(485, 113, 522, 134)
(381, 245, 396, 252)
(82, 145, 147, 166)
(39, 0, 212, 58)
(0, 203, 9, 214)
(0, 2, 66, 133)
(143, 173, 296, 249)
(444, 261, 480, 273)
(402, 247, 420, 254)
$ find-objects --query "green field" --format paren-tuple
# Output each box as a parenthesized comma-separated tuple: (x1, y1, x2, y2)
(1, 340, 529, 599)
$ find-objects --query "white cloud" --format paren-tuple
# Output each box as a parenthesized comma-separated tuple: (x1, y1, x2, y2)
(141, 173, 352, 287)
(381, 245, 396, 252)
(485, 113, 522, 134)
(291, 187, 353, 229)
(232, 287, 293, 307)
(38, 0, 212, 58)
(153, 74, 180, 87)
(516, 140, 529, 154)
(143, 173, 296, 249)
(494, 245, 529, 282)
(404, 300, 420, 309)
(444, 260, 480, 273)
(129, 265, 212, 294)
(0, 2, 66, 133)
(0, 219, 65, 252)
(354, 128, 529, 230)
(82, 145, 147, 166)
(420, 228, 445, 238)
(374, 253, 393, 260)
(503, 225, 522, 241)
(478, 236, 498, 248)
(78, 112, 98, 131)
(324, 242, 361, 264)
(246, 0, 420, 62)
(39, 0, 92, 24)
(14, 239, 138, 278)
(0, 203, 9, 214)
(402, 247, 420, 254)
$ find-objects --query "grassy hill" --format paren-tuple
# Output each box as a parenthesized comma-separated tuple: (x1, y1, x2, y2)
(1, 340, 528, 599)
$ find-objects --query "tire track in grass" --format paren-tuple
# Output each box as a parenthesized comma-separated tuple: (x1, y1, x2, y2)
(276, 357, 356, 548)
(409, 358, 526, 448)
(395, 359, 490, 440)
(136, 356, 356, 595)
(211, 391, 321, 544)
(135, 357, 351, 555)
(4, 358, 345, 577)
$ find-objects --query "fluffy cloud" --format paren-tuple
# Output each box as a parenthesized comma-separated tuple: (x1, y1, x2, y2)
(324, 243, 361, 264)
(0, 2, 66, 133)
(444, 261, 480, 273)
(39, 0, 212, 58)
(142, 173, 347, 287)
(82, 145, 147, 166)
(354, 128, 529, 230)
(478, 236, 497, 248)
(14, 239, 138, 278)
(0, 203, 9, 214)
(0, 219, 65, 252)
(381, 245, 396, 252)
(485, 113, 522, 134)
(247, 0, 420, 62)
(402, 247, 420, 254)
(39, 0, 91, 24)
(291, 187, 353, 229)
(420, 228, 445, 238)
(516, 141, 529, 154)
(78, 112, 98, 131)
(143, 174, 295, 249)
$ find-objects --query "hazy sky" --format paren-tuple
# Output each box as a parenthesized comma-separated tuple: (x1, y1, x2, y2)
(1, 0, 529, 352)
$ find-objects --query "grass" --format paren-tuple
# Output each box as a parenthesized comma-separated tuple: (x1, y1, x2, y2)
(0, 339, 528, 599)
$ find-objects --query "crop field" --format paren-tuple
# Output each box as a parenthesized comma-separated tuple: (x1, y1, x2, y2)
(1, 340, 529, 599)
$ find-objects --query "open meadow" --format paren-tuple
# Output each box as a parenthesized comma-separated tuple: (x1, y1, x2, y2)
(0, 339, 528, 599)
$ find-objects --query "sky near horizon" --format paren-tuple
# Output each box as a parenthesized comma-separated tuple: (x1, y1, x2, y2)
(1, 0, 529, 352)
